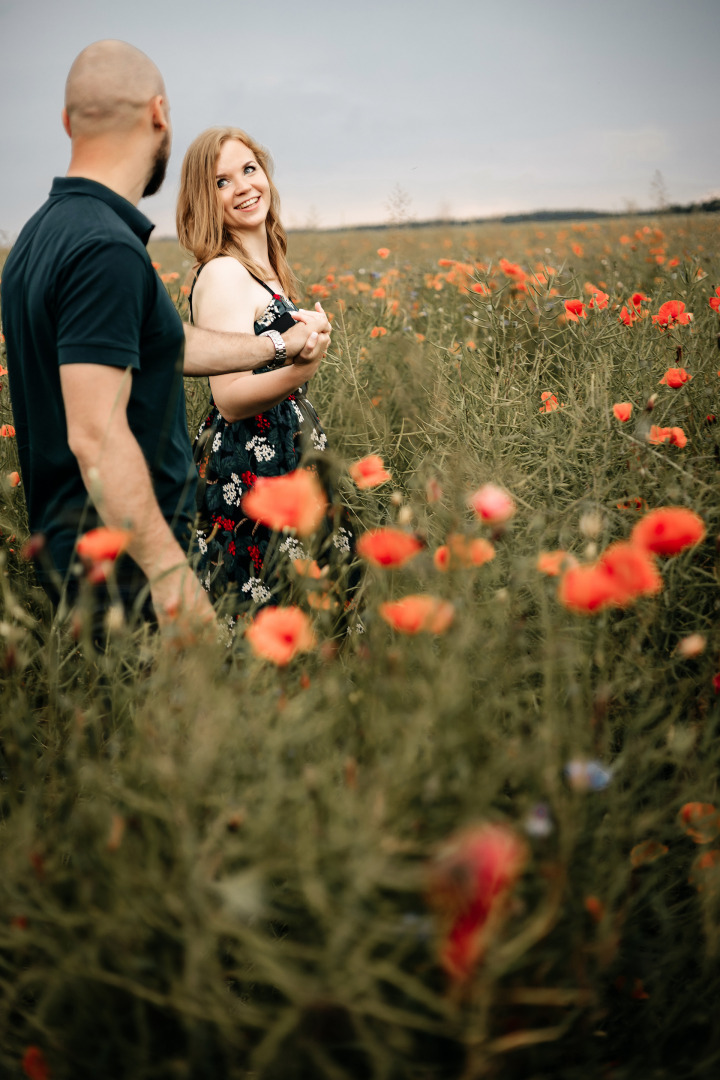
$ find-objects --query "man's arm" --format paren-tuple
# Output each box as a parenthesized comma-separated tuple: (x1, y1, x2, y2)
(60, 362, 214, 627)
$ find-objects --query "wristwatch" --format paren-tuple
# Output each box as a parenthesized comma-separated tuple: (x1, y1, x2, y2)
(261, 328, 287, 369)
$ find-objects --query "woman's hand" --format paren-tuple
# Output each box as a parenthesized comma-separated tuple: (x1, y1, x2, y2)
(291, 302, 332, 335)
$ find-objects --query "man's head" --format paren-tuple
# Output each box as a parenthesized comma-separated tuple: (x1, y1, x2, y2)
(63, 40, 171, 196)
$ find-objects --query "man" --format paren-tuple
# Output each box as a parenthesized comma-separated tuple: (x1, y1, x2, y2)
(0, 40, 329, 632)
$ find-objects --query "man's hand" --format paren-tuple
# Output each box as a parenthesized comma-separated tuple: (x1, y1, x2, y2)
(281, 302, 332, 359)
(150, 562, 216, 635)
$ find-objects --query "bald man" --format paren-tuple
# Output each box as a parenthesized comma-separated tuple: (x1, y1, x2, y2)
(1, 40, 329, 636)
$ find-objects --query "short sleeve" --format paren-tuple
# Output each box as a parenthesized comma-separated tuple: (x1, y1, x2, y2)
(56, 241, 149, 370)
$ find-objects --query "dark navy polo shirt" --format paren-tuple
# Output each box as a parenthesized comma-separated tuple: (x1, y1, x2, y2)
(0, 177, 197, 584)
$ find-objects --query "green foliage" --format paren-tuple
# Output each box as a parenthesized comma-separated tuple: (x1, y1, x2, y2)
(1, 217, 720, 1078)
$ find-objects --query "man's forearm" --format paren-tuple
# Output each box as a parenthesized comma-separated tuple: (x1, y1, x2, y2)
(75, 422, 190, 582)
(183, 323, 274, 376)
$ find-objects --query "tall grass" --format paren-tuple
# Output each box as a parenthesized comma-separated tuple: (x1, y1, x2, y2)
(1, 216, 719, 1079)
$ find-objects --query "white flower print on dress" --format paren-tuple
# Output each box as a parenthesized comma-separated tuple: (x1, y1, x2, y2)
(245, 435, 275, 462)
(290, 399, 304, 424)
(311, 429, 328, 452)
(279, 536, 310, 561)
(333, 527, 351, 554)
(196, 531, 208, 555)
(212, 431, 222, 453)
(241, 579, 273, 604)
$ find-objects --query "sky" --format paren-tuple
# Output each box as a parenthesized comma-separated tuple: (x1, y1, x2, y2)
(1, 0, 719, 238)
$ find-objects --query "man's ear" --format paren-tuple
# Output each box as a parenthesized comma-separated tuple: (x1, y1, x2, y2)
(149, 95, 169, 132)
(61, 107, 71, 137)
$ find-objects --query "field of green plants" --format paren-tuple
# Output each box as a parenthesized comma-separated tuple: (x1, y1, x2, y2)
(1, 214, 720, 1079)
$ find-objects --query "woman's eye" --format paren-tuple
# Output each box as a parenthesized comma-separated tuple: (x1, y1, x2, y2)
(217, 178, 228, 188)
(244, 165, 256, 175)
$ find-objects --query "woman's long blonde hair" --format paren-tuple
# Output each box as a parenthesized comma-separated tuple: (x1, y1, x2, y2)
(176, 126, 297, 298)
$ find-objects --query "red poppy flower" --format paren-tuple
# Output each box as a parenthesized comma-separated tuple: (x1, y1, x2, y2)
(434, 534, 495, 571)
(7, 470, 20, 487)
(377, 247, 390, 259)
(599, 541, 663, 604)
(689, 849, 720, 893)
(618, 306, 637, 326)
(709, 287, 720, 313)
(0, 364, 8, 376)
(242, 470, 327, 537)
(659, 367, 692, 388)
(678, 802, 720, 845)
(652, 300, 693, 327)
(539, 391, 561, 413)
(613, 402, 633, 422)
(499, 257, 525, 279)
(469, 483, 516, 524)
(245, 606, 316, 666)
(21, 1046, 50, 1080)
(536, 550, 577, 577)
(631, 507, 706, 557)
(76, 527, 131, 566)
(558, 562, 616, 614)
(370, 326, 387, 338)
(356, 528, 423, 568)
(426, 824, 527, 980)
(558, 542, 661, 613)
(648, 425, 687, 448)
(564, 299, 586, 322)
(587, 289, 609, 311)
(348, 454, 392, 489)
(0, 424, 16, 437)
(616, 497, 648, 513)
(630, 840, 669, 868)
(631, 292, 650, 310)
(379, 594, 454, 634)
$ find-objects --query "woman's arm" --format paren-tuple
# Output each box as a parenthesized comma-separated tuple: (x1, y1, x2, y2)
(192, 258, 323, 423)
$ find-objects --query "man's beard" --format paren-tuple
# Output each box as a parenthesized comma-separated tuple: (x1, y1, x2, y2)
(142, 130, 170, 198)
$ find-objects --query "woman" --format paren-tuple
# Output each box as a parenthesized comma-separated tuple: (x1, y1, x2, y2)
(176, 127, 356, 616)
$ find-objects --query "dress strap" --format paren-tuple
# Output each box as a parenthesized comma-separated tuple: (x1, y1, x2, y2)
(248, 271, 279, 298)
(187, 263, 205, 326)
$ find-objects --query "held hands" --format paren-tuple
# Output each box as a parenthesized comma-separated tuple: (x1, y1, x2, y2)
(281, 303, 331, 367)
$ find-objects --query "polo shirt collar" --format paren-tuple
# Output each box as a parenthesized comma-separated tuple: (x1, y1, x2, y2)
(49, 177, 155, 246)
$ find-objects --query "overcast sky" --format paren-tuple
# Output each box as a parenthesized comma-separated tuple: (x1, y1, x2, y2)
(1, 0, 718, 238)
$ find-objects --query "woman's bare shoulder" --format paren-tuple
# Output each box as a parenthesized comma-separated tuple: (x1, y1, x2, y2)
(196, 256, 253, 290)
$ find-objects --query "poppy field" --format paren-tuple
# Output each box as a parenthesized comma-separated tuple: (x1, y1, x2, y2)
(1, 213, 720, 1079)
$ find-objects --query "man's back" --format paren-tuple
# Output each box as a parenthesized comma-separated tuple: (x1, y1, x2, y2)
(1, 178, 196, 586)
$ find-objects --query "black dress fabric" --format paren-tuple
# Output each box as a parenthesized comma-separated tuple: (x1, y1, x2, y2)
(190, 266, 358, 625)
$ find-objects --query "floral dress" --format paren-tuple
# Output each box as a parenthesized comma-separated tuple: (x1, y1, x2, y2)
(190, 268, 357, 615)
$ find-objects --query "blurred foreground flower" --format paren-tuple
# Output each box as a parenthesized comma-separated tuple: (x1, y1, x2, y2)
(242, 470, 327, 536)
(426, 824, 527, 980)
(612, 402, 633, 422)
(559, 542, 661, 614)
(379, 594, 454, 634)
(709, 286, 720, 313)
(630, 840, 669, 868)
(21, 1046, 49, 1080)
(377, 247, 390, 258)
(659, 367, 692, 388)
(76, 527, 131, 583)
(678, 802, 720, 844)
(676, 633, 706, 659)
(536, 550, 578, 577)
(434, 534, 495, 571)
(631, 507, 705, 557)
(469, 483, 516, 524)
(0, 424, 16, 437)
(565, 759, 613, 792)
(7, 470, 20, 487)
(349, 454, 392, 489)
(357, 528, 422, 568)
(246, 606, 316, 666)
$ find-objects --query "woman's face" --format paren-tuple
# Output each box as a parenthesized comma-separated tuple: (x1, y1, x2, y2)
(214, 139, 271, 233)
